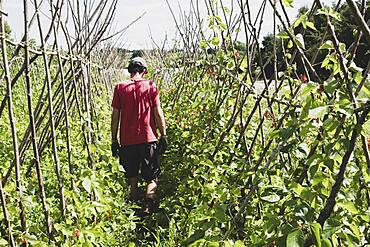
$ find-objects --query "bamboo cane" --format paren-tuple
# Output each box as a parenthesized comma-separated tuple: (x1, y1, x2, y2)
(0, 3, 19, 246)
(33, 0, 66, 221)
(60, 21, 94, 168)
(50, 0, 75, 191)
(21, 0, 53, 241)
(0, 0, 28, 234)
(0, 176, 15, 247)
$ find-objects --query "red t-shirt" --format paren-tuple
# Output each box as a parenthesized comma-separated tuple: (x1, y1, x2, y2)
(111, 79, 160, 145)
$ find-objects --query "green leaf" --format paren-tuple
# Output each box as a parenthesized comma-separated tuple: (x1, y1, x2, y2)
(342, 201, 358, 214)
(240, 58, 249, 70)
(321, 239, 333, 247)
(300, 95, 312, 120)
(219, 23, 227, 30)
(311, 223, 322, 247)
(295, 34, 305, 49)
(297, 143, 309, 157)
(353, 72, 362, 84)
(322, 220, 341, 239)
(234, 240, 245, 247)
(323, 118, 339, 133)
(301, 188, 315, 203)
(293, 14, 307, 29)
(288, 40, 293, 49)
(359, 214, 370, 222)
(362, 119, 370, 136)
(207, 242, 219, 247)
(299, 82, 316, 99)
(261, 194, 281, 203)
(312, 173, 325, 187)
(324, 80, 338, 94)
(226, 60, 235, 70)
(224, 241, 233, 247)
(320, 40, 334, 50)
(200, 40, 207, 49)
(211, 36, 220, 46)
(184, 230, 205, 245)
(332, 62, 340, 75)
(331, 234, 339, 246)
(282, 0, 294, 7)
(309, 106, 328, 119)
(348, 224, 361, 240)
(339, 42, 346, 53)
(182, 131, 190, 138)
(321, 56, 330, 68)
(292, 182, 304, 195)
(335, 98, 353, 116)
(306, 21, 316, 30)
(88, 144, 97, 153)
(91, 201, 105, 207)
(286, 229, 304, 247)
(223, 6, 230, 14)
(358, 79, 370, 98)
(317, 7, 341, 20)
(214, 204, 227, 222)
(277, 31, 290, 39)
(82, 178, 92, 194)
(0, 239, 8, 246)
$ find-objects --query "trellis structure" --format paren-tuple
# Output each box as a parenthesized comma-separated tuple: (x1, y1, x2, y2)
(154, 0, 370, 244)
(0, 0, 370, 245)
(0, 0, 127, 245)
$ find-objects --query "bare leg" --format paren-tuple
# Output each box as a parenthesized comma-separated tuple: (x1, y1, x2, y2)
(146, 179, 157, 199)
(128, 177, 139, 200)
(143, 179, 158, 213)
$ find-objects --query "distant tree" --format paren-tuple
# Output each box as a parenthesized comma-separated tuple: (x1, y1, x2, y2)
(206, 47, 216, 55)
(334, 3, 370, 69)
(259, 2, 370, 80)
(234, 40, 247, 52)
(293, 6, 329, 78)
(259, 34, 286, 79)
(117, 47, 129, 54)
(131, 50, 144, 58)
(4, 21, 11, 36)
(297, 6, 310, 17)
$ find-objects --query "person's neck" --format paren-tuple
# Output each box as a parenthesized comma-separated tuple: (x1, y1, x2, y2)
(131, 73, 144, 80)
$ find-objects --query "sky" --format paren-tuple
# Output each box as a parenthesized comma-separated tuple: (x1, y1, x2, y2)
(4, 0, 336, 50)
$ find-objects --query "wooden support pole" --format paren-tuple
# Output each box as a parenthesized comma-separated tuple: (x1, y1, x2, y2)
(33, 0, 66, 221)
(50, 0, 75, 191)
(0, 176, 15, 247)
(0, 0, 27, 236)
(346, 0, 370, 44)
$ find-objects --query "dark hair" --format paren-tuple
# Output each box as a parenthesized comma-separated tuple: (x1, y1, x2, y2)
(128, 64, 145, 74)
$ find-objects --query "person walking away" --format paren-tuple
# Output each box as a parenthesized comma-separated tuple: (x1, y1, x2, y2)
(111, 57, 167, 213)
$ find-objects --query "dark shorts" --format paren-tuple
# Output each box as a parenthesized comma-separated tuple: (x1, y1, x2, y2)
(119, 142, 160, 181)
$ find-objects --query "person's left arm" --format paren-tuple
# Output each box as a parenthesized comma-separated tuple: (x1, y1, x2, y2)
(152, 83, 168, 153)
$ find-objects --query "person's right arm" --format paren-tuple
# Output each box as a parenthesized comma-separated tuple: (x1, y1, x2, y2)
(111, 85, 121, 157)
(111, 108, 120, 143)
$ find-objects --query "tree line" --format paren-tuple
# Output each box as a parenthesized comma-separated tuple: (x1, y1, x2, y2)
(259, 2, 370, 79)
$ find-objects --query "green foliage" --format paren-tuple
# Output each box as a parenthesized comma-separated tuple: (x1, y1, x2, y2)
(141, 3, 370, 243)
(131, 50, 144, 59)
(260, 2, 370, 79)
(282, 0, 294, 8)
(4, 21, 11, 36)
(0, 49, 143, 245)
(1, 2, 370, 246)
